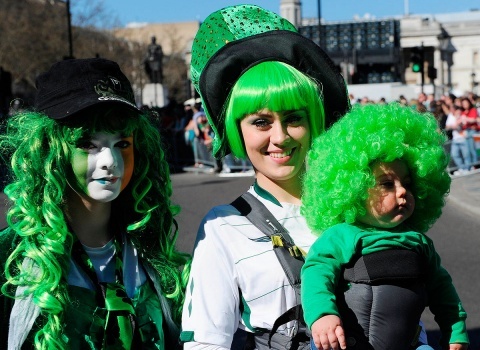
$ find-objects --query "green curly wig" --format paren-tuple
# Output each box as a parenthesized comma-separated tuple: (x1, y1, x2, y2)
(1, 106, 189, 349)
(302, 103, 451, 235)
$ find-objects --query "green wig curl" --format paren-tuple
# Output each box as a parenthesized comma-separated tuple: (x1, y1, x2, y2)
(1, 107, 189, 349)
(302, 103, 451, 235)
(224, 61, 325, 158)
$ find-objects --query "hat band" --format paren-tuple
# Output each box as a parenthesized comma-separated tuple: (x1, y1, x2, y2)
(199, 30, 350, 156)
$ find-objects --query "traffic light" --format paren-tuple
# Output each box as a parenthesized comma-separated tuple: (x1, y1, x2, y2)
(428, 66, 437, 81)
(410, 47, 424, 74)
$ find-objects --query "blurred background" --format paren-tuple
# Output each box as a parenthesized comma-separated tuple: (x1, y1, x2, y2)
(0, 0, 479, 175)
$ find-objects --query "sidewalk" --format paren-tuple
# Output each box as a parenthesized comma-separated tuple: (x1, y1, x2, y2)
(448, 168, 480, 216)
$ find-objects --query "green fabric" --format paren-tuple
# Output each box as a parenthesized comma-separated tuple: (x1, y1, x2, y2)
(190, 4, 296, 97)
(190, 4, 297, 157)
(179, 331, 194, 342)
(65, 283, 164, 350)
(72, 236, 137, 349)
(0, 228, 168, 349)
(301, 223, 469, 344)
(253, 181, 281, 207)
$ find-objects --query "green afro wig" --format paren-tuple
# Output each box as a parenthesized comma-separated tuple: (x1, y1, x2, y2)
(302, 103, 451, 235)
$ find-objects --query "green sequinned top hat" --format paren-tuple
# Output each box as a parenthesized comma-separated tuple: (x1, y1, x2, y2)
(191, 4, 350, 158)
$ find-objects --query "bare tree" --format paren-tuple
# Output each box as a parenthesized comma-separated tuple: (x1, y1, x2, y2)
(0, 0, 189, 106)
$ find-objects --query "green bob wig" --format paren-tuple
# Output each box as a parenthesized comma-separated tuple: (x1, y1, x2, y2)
(224, 61, 325, 159)
(302, 103, 451, 235)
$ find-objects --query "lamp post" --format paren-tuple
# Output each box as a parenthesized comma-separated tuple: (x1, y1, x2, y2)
(437, 31, 451, 91)
(65, 0, 74, 59)
(317, 0, 321, 46)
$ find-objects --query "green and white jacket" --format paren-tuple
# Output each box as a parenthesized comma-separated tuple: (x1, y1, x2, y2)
(181, 183, 317, 349)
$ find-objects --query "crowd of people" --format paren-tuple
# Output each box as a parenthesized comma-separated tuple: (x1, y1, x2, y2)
(0, 4, 472, 350)
(351, 91, 480, 175)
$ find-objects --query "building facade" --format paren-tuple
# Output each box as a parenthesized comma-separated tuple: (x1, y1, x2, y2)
(112, 3, 480, 101)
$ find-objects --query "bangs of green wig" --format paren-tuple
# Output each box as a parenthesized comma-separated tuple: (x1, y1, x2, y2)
(224, 61, 325, 158)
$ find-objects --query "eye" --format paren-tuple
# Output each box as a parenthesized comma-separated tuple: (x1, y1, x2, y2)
(76, 140, 96, 150)
(251, 118, 270, 128)
(116, 140, 132, 149)
(379, 180, 395, 189)
(284, 111, 306, 125)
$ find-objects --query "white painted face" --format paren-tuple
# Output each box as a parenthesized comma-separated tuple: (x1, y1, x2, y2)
(70, 132, 134, 203)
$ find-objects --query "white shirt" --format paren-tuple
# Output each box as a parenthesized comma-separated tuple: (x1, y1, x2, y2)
(181, 185, 317, 349)
(445, 113, 466, 141)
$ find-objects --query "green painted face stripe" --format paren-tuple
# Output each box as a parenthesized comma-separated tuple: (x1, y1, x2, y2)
(71, 149, 89, 193)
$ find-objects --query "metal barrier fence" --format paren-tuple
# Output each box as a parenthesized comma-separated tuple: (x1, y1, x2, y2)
(444, 134, 480, 173)
(161, 128, 480, 175)
(191, 138, 253, 173)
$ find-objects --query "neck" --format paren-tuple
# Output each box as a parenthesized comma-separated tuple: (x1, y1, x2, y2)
(65, 187, 113, 247)
(255, 172, 303, 205)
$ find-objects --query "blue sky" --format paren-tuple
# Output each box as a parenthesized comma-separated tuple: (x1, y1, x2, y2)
(100, 0, 479, 26)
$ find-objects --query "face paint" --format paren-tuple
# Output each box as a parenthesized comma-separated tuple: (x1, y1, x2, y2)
(71, 132, 134, 203)
(120, 135, 134, 191)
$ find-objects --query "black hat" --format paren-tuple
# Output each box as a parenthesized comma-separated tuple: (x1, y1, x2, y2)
(35, 58, 139, 119)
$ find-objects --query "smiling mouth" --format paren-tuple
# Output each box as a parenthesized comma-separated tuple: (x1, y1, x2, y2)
(268, 148, 294, 158)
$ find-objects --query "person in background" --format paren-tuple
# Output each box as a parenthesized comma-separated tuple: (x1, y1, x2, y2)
(0, 58, 189, 349)
(460, 97, 479, 169)
(445, 106, 474, 175)
(425, 93, 435, 110)
(378, 97, 387, 104)
(302, 103, 468, 350)
(349, 93, 356, 106)
(430, 100, 449, 135)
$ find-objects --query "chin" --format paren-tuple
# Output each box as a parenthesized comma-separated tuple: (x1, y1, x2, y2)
(87, 190, 121, 203)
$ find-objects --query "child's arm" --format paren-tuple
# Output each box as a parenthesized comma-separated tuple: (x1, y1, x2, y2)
(423, 239, 469, 346)
(301, 225, 357, 328)
(311, 315, 346, 350)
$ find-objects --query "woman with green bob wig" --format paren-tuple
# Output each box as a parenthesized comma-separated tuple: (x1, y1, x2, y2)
(0, 58, 189, 350)
(301, 103, 468, 350)
(181, 4, 349, 350)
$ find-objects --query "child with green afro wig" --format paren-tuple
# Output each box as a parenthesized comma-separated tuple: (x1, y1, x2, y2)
(301, 103, 468, 350)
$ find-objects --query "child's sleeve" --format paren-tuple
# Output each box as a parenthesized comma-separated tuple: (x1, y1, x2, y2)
(301, 225, 356, 328)
(424, 240, 469, 345)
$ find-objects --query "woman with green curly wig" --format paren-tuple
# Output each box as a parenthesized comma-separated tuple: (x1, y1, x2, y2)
(0, 58, 189, 350)
(301, 103, 468, 350)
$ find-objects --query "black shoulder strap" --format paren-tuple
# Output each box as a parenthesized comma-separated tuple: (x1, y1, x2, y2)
(231, 193, 294, 244)
(231, 193, 308, 347)
(230, 192, 304, 289)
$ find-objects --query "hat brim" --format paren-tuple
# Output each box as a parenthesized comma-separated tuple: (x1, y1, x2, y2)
(42, 93, 140, 120)
(199, 30, 350, 158)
